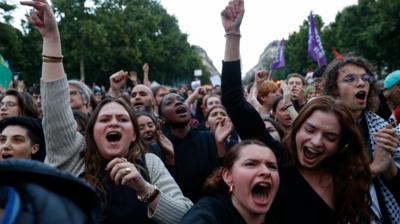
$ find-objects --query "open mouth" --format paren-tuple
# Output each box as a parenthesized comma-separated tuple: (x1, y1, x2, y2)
(106, 131, 122, 143)
(303, 146, 322, 160)
(1, 153, 13, 160)
(355, 91, 367, 100)
(142, 132, 154, 141)
(133, 102, 144, 107)
(176, 106, 187, 115)
(251, 182, 271, 205)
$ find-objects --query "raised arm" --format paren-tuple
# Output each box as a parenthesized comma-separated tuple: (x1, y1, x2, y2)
(21, 0, 64, 81)
(21, 0, 84, 175)
(220, 0, 284, 156)
(221, 0, 243, 61)
(143, 63, 151, 87)
(108, 70, 128, 97)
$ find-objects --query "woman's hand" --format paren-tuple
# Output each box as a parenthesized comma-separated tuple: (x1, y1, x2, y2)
(20, 0, 59, 40)
(156, 128, 175, 166)
(221, 0, 244, 34)
(105, 157, 153, 194)
(215, 117, 234, 144)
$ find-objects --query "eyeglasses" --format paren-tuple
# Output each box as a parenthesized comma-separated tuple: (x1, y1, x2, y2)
(0, 101, 18, 108)
(342, 73, 373, 85)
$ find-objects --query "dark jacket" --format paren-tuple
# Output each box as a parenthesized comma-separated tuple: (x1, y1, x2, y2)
(0, 159, 99, 224)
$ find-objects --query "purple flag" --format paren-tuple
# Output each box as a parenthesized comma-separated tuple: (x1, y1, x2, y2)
(272, 39, 285, 69)
(307, 12, 327, 66)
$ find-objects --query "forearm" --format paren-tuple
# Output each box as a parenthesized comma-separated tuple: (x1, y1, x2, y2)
(143, 72, 151, 87)
(224, 35, 240, 62)
(108, 87, 121, 98)
(42, 35, 65, 82)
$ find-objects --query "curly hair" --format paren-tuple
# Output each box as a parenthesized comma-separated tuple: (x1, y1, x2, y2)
(322, 56, 377, 111)
(283, 96, 371, 223)
(84, 97, 148, 194)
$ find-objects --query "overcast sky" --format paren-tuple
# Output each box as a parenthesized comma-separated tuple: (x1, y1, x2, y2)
(10, 0, 358, 73)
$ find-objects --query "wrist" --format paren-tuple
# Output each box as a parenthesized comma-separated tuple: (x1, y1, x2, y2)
(137, 184, 160, 204)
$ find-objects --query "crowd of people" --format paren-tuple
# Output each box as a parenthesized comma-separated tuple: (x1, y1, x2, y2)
(0, 0, 399, 223)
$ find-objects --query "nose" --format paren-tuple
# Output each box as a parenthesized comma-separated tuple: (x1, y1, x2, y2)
(310, 133, 323, 147)
(0, 141, 11, 151)
(356, 76, 367, 87)
(260, 164, 273, 176)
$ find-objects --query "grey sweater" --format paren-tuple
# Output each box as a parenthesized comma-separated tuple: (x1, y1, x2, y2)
(41, 77, 192, 224)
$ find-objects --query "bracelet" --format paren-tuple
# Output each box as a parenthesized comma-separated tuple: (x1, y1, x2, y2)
(42, 54, 63, 63)
(137, 185, 160, 203)
(42, 54, 63, 59)
(224, 32, 241, 38)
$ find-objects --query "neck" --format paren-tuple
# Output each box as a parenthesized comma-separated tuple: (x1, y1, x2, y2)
(231, 197, 265, 224)
(170, 124, 191, 139)
(351, 109, 363, 122)
(260, 104, 272, 116)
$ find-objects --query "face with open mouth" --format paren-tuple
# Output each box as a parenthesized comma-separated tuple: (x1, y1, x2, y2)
(130, 85, 154, 111)
(93, 102, 136, 160)
(223, 144, 279, 218)
(0, 125, 39, 160)
(137, 115, 156, 144)
(336, 64, 370, 113)
(160, 93, 191, 125)
(295, 110, 341, 168)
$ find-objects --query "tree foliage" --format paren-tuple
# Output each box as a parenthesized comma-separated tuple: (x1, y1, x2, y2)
(2, 0, 207, 87)
(265, 0, 400, 80)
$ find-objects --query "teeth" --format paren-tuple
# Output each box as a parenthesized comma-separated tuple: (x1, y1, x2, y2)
(306, 147, 319, 154)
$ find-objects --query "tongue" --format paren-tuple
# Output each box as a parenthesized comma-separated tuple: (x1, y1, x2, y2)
(304, 148, 320, 160)
(252, 189, 268, 205)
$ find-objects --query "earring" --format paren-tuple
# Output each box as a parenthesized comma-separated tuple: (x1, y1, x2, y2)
(229, 184, 234, 194)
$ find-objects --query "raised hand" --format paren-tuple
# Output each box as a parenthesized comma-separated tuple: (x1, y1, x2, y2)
(156, 129, 175, 165)
(20, 0, 59, 40)
(371, 124, 399, 179)
(110, 70, 128, 90)
(221, 0, 244, 34)
(128, 71, 138, 84)
(214, 117, 234, 143)
(143, 63, 149, 74)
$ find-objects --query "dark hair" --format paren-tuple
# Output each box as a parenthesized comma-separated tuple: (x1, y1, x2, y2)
(203, 140, 272, 196)
(205, 105, 227, 122)
(135, 111, 157, 125)
(151, 85, 168, 97)
(0, 116, 46, 161)
(73, 110, 88, 136)
(84, 97, 148, 193)
(287, 73, 305, 86)
(283, 96, 371, 223)
(323, 56, 376, 111)
(2, 89, 39, 118)
(272, 95, 283, 113)
(262, 117, 285, 140)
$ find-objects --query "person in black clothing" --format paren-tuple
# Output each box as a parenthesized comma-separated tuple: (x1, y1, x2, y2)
(181, 140, 279, 224)
(219, 0, 374, 223)
(159, 93, 220, 202)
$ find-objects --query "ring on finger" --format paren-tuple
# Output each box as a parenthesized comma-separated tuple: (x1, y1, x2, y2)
(124, 167, 132, 175)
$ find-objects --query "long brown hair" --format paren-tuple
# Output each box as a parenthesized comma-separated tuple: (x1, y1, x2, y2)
(84, 97, 148, 193)
(284, 96, 371, 223)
